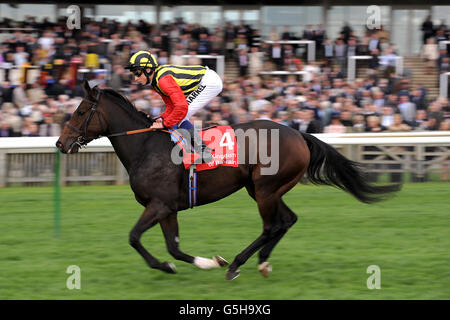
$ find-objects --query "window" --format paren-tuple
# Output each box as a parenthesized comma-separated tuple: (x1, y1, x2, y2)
(261, 6, 322, 39)
(0, 4, 56, 22)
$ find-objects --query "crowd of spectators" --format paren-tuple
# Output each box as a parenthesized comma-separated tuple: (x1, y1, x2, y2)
(0, 15, 449, 138)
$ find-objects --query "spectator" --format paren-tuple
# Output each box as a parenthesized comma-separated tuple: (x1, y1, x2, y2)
(0, 121, 13, 137)
(39, 114, 61, 136)
(398, 95, 416, 124)
(377, 25, 390, 50)
(339, 110, 354, 131)
(435, 28, 448, 45)
(323, 39, 334, 64)
(379, 47, 398, 78)
(380, 106, 395, 128)
(290, 108, 322, 133)
(249, 91, 270, 112)
(421, 15, 434, 45)
(186, 50, 201, 65)
(346, 38, 359, 58)
(197, 33, 211, 55)
(427, 101, 445, 130)
(372, 90, 386, 109)
(410, 109, 429, 131)
(388, 113, 412, 132)
(109, 65, 125, 91)
(340, 23, 353, 43)
(248, 46, 264, 77)
(422, 38, 439, 74)
(303, 25, 314, 41)
(368, 33, 381, 52)
(369, 48, 380, 70)
(324, 115, 346, 133)
(365, 115, 386, 132)
(237, 48, 249, 77)
(281, 26, 293, 41)
(352, 114, 366, 132)
(21, 118, 40, 137)
(13, 83, 28, 109)
(14, 46, 29, 67)
(268, 27, 280, 41)
(410, 89, 426, 110)
(334, 38, 346, 72)
(27, 82, 46, 104)
(0, 17, 446, 141)
(270, 42, 284, 70)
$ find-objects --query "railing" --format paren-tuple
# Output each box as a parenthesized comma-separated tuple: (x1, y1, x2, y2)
(264, 40, 316, 62)
(347, 55, 403, 83)
(0, 137, 127, 187)
(258, 71, 311, 82)
(0, 132, 449, 187)
(179, 55, 225, 78)
(439, 40, 450, 51)
(440, 72, 450, 98)
(0, 64, 41, 85)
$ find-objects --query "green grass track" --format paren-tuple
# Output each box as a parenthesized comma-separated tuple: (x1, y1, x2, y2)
(0, 182, 449, 299)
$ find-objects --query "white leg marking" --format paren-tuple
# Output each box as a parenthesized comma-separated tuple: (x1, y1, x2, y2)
(258, 262, 272, 277)
(194, 256, 220, 269)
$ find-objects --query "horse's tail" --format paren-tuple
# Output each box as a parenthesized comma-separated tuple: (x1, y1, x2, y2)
(300, 132, 401, 203)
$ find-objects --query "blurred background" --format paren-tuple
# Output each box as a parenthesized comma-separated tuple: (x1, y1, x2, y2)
(0, 0, 449, 301)
(0, 1, 449, 186)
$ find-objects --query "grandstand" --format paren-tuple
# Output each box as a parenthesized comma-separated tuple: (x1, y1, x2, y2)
(0, 1, 449, 183)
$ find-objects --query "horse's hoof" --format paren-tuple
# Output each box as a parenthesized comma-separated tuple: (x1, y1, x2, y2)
(214, 255, 229, 267)
(161, 261, 177, 274)
(258, 262, 272, 278)
(226, 269, 240, 281)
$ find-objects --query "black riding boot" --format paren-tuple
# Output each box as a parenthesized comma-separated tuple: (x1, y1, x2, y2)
(187, 127, 213, 163)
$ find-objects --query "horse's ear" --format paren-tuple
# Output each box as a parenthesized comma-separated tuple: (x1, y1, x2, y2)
(82, 80, 92, 96)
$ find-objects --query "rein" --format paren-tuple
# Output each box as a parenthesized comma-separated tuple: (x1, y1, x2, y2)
(65, 88, 170, 149)
(106, 127, 171, 138)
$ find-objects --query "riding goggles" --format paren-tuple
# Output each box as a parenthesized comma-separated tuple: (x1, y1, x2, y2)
(131, 68, 144, 77)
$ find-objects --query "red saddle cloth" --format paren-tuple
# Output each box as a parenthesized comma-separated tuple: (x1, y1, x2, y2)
(173, 126, 239, 171)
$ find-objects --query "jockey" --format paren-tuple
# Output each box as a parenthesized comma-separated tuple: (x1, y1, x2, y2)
(125, 50, 223, 163)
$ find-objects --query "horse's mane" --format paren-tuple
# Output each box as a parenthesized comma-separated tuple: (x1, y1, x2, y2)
(101, 88, 153, 126)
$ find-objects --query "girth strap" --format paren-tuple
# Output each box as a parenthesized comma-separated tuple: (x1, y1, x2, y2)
(188, 165, 198, 209)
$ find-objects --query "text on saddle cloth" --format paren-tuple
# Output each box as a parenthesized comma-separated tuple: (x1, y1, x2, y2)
(168, 126, 239, 171)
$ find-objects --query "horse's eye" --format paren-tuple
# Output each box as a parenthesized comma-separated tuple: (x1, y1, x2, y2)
(77, 110, 86, 116)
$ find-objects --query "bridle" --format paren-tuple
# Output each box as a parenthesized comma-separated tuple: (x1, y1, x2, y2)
(65, 89, 106, 149)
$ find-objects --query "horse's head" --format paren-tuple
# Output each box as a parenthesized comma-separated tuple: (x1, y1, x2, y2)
(56, 80, 107, 154)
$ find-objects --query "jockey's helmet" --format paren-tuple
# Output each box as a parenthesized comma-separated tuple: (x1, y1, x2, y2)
(125, 51, 158, 84)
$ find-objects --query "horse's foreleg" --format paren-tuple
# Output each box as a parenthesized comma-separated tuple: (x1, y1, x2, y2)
(160, 214, 229, 270)
(159, 214, 194, 265)
(129, 201, 176, 274)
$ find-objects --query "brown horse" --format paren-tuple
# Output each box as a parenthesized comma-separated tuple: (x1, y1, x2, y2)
(56, 81, 400, 280)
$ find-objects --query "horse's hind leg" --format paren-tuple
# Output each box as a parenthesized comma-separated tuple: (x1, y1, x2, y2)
(226, 195, 281, 280)
(257, 200, 298, 277)
(129, 200, 176, 274)
(159, 214, 229, 270)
